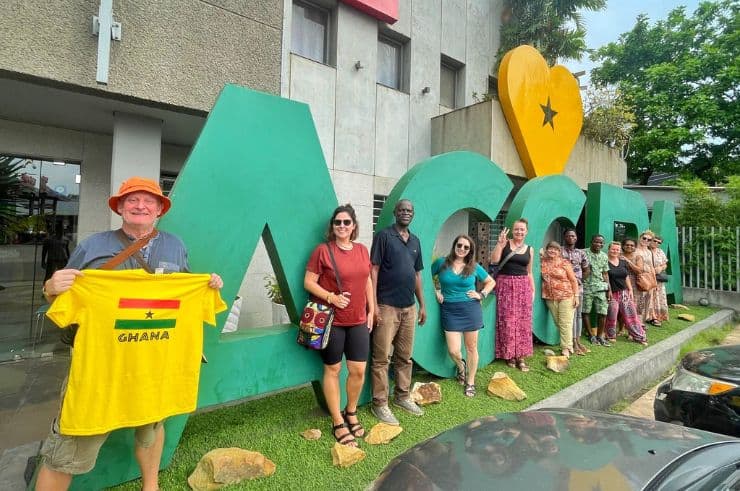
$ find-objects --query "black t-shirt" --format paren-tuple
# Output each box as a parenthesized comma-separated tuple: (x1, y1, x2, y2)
(608, 259, 629, 291)
(371, 225, 423, 308)
(499, 242, 530, 276)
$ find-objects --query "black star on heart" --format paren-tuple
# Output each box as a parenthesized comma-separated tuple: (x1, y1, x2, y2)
(145, 310, 154, 319)
(540, 96, 558, 130)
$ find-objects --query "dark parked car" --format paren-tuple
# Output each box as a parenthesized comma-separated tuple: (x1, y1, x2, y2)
(371, 409, 740, 491)
(654, 344, 740, 437)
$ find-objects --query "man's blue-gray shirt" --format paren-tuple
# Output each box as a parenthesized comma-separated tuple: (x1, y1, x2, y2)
(371, 225, 423, 308)
(66, 229, 189, 272)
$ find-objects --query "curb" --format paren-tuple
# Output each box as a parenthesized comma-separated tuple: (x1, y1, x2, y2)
(529, 309, 736, 412)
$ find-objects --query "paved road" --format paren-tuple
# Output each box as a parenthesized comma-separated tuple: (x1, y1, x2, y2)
(621, 324, 740, 420)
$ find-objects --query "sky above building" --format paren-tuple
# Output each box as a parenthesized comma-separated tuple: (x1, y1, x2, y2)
(571, 0, 701, 84)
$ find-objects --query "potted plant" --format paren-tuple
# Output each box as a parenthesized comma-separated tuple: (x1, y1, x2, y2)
(264, 275, 289, 324)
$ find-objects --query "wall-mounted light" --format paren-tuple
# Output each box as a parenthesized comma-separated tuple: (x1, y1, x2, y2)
(421, 86, 431, 95)
(354, 61, 364, 70)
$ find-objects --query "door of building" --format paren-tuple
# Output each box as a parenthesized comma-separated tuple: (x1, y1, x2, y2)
(0, 156, 80, 361)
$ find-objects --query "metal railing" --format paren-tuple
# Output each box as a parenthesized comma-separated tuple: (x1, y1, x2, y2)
(679, 226, 739, 292)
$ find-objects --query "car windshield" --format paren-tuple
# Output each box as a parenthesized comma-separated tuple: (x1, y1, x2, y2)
(646, 442, 740, 491)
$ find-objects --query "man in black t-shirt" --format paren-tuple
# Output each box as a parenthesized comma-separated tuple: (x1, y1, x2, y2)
(370, 199, 427, 425)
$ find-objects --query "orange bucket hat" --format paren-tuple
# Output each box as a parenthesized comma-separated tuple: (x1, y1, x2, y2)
(108, 177, 172, 216)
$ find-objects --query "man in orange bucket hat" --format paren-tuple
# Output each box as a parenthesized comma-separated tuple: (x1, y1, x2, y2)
(36, 176, 224, 491)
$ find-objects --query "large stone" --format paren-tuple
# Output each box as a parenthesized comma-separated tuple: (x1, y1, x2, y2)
(543, 348, 556, 356)
(365, 423, 403, 445)
(546, 355, 569, 373)
(678, 313, 696, 322)
(410, 381, 442, 405)
(301, 428, 322, 440)
(671, 304, 690, 310)
(487, 372, 527, 401)
(188, 448, 275, 490)
(331, 442, 366, 468)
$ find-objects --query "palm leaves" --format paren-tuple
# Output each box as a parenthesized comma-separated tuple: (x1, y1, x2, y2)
(499, 0, 606, 65)
(0, 156, 33, 243)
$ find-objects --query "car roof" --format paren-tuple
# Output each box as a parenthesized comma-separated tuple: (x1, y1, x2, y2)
(372, 409, 739, 491)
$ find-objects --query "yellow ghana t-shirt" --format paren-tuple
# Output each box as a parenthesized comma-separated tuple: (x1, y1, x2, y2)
(46, 269, 227, 436)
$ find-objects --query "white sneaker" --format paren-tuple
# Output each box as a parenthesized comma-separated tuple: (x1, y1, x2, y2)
(371, 404, 399, 425)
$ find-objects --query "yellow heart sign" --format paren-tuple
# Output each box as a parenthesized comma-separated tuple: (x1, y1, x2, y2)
(498, 45, 583, 178)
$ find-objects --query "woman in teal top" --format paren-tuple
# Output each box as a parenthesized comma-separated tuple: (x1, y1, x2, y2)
(432, 234, 495, 397)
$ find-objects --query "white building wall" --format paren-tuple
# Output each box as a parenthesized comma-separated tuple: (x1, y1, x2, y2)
(284, 0, 501, 182)
(374, 86, 410, 179)
(334, 4, 378, 175)
(289, 56, 337, 169)
(408, 0, 443, 167)
(442, 0, 467, 62)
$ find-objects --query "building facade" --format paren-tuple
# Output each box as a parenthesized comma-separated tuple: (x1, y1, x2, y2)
(0, 0, 626, 353)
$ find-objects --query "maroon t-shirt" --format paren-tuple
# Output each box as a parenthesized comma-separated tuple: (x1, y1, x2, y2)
(306, 242, 371, 326)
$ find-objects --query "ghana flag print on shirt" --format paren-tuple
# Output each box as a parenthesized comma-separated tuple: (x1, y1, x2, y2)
(46, 269, 227, 436)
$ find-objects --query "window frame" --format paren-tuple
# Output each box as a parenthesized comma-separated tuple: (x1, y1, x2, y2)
(440, 55, 464, 109)
(376, 33, 407, 92)
(291, 0, 333, 66)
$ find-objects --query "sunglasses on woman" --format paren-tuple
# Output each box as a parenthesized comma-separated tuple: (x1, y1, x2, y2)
(455, 243, 470, 251)
(333, 219, 353, 226)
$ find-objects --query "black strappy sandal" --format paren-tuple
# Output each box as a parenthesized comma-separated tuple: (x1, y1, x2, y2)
(342, 409, 365, 438)
(464, 384, 476, 397)
(456, 359, 467, 385)
(332, 422, 356, 446)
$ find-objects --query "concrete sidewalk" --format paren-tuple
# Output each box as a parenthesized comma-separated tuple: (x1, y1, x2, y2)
(620, 322, 740, 420)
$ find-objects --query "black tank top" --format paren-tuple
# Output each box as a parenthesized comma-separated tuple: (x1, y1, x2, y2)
(499, 242, 530, 276)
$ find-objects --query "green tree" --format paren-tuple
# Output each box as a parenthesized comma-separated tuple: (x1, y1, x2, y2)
(581, 87, 636, 156)
(499, 0, 607, 65)
(675, 177, 725, 227)
(675, 177, 739, 290)
(591, 1, 739, 185)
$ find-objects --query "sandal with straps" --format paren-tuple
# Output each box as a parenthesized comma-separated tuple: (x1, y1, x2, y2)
(464, 384, 476, 397)
(332, 422, 356, 446)
(506, 359, 517, 369)
(342, 408, 365, 438)
(516, 359, 530, 372)
(456, 359, 467, 385)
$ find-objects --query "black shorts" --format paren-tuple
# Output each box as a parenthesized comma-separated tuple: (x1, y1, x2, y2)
(320, 324, 370, 365)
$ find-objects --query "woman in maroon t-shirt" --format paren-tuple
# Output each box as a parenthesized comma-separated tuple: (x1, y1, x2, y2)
(304, 204, 374, 447)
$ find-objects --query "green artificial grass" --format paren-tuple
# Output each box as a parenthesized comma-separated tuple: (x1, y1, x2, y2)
(112, 305, 722, 490)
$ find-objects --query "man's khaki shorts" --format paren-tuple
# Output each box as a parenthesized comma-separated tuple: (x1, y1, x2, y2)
(40, 419, 161, 474)
(40, 375, 162, 474)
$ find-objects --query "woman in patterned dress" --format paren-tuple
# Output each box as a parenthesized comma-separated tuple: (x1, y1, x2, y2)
(649, 235, 670, 323)
(606, 242, 648, 345)
(491, 219, 535, 372)
(634, 230, 662, 326)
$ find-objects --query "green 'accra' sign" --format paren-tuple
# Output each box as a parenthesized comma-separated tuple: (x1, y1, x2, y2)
(71, 84, 681, 489)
